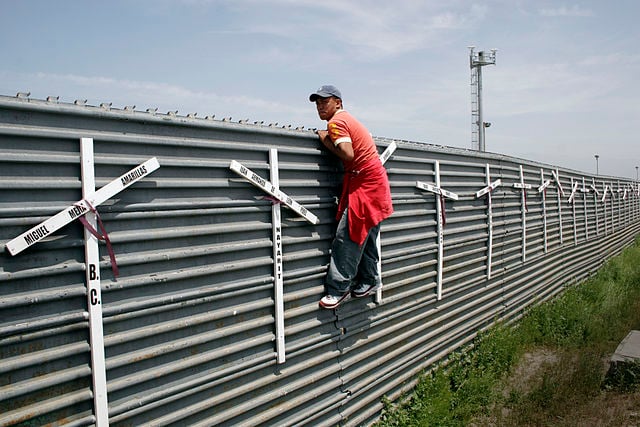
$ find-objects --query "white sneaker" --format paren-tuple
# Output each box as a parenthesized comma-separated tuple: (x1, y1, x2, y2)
(319, 292, 350, 309)
(351, 283, 379, 298)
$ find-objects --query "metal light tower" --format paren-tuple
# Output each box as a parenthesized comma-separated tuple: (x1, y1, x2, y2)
(594, 154, 599, 175)
(469, 46, 497, 151)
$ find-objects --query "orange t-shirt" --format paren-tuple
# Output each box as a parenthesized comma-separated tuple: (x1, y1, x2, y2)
(327, 110, 378, 171)
(326, 110, 393, 244)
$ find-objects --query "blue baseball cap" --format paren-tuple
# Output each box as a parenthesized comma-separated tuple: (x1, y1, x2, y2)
(309, 85, 342, 102)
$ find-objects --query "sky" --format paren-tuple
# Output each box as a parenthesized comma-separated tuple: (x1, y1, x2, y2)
(1, 0, 639, 178)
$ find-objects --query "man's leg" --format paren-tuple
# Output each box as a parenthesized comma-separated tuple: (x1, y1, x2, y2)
(352, 224, 381, 297)
(324, 210, 363, 296)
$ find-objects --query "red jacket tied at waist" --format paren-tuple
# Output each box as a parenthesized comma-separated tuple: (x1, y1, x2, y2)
(337, 157, 393, 245)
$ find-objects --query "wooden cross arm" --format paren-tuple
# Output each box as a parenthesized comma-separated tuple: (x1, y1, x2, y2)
(416, 181, 459, 200)
(6, 157, 160, 256)
(230, 160, 320, 225)
(475, 179, 502, 198)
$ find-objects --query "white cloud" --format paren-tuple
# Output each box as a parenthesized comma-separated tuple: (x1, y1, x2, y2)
(207, 0, 489, 60)
(539, 5, 594, 17)
(577, 52, 640, 67)
(484, 58, 624, 118)
(2, 71, 304, 122)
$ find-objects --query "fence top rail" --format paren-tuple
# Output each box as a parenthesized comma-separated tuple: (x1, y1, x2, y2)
(0, 93, 628, 182)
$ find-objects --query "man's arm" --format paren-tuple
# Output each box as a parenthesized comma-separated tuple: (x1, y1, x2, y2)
(316, 130, 354, 162)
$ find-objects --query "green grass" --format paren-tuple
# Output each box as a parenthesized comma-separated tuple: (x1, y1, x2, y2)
(376, 237, 640, 427)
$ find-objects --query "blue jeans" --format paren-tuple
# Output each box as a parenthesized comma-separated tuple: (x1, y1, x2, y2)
(325, 210, 381, 296)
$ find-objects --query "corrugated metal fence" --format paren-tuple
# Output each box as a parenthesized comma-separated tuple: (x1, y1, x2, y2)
(1, 95, 639, 426)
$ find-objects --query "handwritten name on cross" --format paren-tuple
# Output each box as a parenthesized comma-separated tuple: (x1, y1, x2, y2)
(415, 179, 459, 231)
(475, 179, 502, 199)
(6, 157, 160, 256)
(229, 160, 319, 225)
(379, 140, 397, 166)
(416, 181, 460, 202)
(538, 178, 551, 193)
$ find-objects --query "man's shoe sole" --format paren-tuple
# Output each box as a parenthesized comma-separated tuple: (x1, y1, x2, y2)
(351, 285, 379, 298)
(319, 292, 350, 309)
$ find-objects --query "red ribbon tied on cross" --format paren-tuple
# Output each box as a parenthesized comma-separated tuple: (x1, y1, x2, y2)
(439, 194, 447, 227)
(75, 200, 119, 278)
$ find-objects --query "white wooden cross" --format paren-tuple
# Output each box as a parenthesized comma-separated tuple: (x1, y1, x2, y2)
(230, 156, 320, 364)
(617, 181, 624, 228)
(269, 149, 286, 364)
(375, 141, 397, 303)
(379, 140, 397, 166)
(567, 180, 579, 204)
(601, 183, 609, 203)
(590, 178, 601, 236)
(622, 183, 630, 227)
(475, 164, 501, 280)
(602, 182, 612, 234)
(552, 170, 565, 244)
(616, 181, 622, 229)
(568, 178, 579, 246)
(538, 169, 551, 253)
(629, 184, 635, 225)
(566, 178, 591, 244)
(580, 178, 591, 241)
(613, 181, 621, 230)
(512, 165, 532, 262)
(5, 137, 160, 427)
(416, 160, 459, 300)
(635, 183, 640, 222)
(635, 183, 640, 224)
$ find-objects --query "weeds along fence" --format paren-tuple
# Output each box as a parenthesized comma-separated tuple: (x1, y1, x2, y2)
(1, 94, 639, 427)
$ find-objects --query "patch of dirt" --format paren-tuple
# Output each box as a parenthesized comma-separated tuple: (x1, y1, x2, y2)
(503, 349, 559, 395)
(471, 348, 640, 426)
